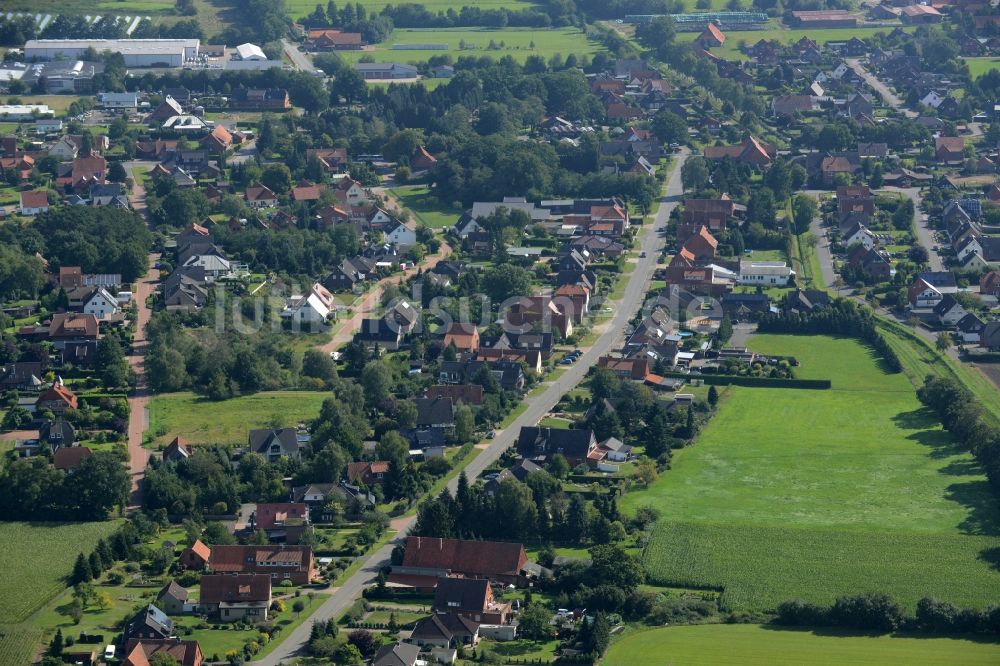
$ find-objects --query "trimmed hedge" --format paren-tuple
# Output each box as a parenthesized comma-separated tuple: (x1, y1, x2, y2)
(660, 372, 831, 390)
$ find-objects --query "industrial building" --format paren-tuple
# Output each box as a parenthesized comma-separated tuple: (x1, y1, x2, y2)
(0, 105, 54, 119)
(24, 39, 200, 68)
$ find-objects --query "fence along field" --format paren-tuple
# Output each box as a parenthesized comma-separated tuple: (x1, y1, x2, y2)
(631, 335, 1000, 612)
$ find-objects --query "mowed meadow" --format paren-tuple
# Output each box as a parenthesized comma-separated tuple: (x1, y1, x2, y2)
(624, 335, 1000, 612)
(603, 624, 1000, 666)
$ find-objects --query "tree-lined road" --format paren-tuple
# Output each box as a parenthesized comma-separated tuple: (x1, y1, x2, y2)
(255, 149, 690, 665)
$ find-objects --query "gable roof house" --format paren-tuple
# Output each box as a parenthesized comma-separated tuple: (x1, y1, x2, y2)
(39, 418, 75, 449)
(253, 503, 311, 544)
(956, 313, 986, 343)
(36, 381, 78, 414)
(936, 137, 967, 164)
(772, 94, 819, 117)
(53, 446, 93, 471)
(414, 397, 455, 429)
(346, 460, 390, 486)
(442, 323, 481, 353)
(433, 578, 510, 625)
(0, 361, 44, 392)
(123, 605, 174, 643)
(933, 294, 968, 327)
(179, 539, 211, 570)
(207, 545, 315, 584)
(248, 428, 300, 461)
(505, 297, 574, 339)
(245, 183, 278, 208)
(306, 147, 349, 174)
(516, 426, 601, 468)
(390, 536, 529, 591)
(408, 612, 480, 649)
(908, 277, 943, 310)
(373, 642, 422, 666)
(703, 135, 774, 168)
(198, 574, 271, 621)
(123, 639, 203, 666)
(282, 283, 335, 325)
(155, 581, 189, 616)
(19, 190, 49, 216)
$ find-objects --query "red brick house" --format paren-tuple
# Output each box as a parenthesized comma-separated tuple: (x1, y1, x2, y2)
(703, 135, 774, 168)
(37, 382, 78, 413)
(53, 446, 92, 470)
(253, 503, 310, 544)
(681, 226, 718, 261)
(936, 136, 966, 163)
(347, 460, 389, 485)
(206, 545, 315, 585)
(442, 323, 480, 353)
(390, 536, 529, 590)
(123, 640, 203, 666)
(179, 539, 211, 570)
(554, 284, 590, 322)
(597, 356, 651, 381)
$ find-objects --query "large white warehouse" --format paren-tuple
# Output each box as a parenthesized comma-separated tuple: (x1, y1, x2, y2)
(24, 39, 200, 68)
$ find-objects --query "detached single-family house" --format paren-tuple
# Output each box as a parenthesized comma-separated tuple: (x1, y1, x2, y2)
(373, 643, 422, 666)
(936, 136, 966, 163)
(245, 183, 278, 208)
(516, 426, 601, 468)
(179, 540, 211, 570)
(408, 612, 480, 649)
(198, 574, 271, 621)
(155, 581, 189, 615)
(36, 381, 78, 414)
(82, 287, 121, 320)
(908, 278, 943, 309)
(442, 323, 480, 353)
(933, 295, 968, 326)
(385, 220, 418, 246)
(122, 605, 174, 644)
(433, 577, 510, 625)
(283, 283, 335, 324)
(19, 190, 49, 215)
(248, 428, 300, 461)
(122, 640, 203, 666)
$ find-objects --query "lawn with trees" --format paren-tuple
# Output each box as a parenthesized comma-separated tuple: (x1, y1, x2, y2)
(626, 335, 1000, 612)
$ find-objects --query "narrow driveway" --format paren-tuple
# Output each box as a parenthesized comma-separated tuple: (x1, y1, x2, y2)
(845, 58, 917, 119)
(255, 149, 690, 666)
(318, 242, 453, 354)
(281, 39, 316, 72)
(882, 186, 944, 272)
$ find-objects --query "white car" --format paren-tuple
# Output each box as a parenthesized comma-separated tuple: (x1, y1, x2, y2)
(328, 351, 341, 360)
(104, 645, 116, 660)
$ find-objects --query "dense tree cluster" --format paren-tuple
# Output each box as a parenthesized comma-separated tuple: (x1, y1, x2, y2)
(0, 452, 130, 521)
(776, 594, 1000, 635)
(0, 207, 151, 283)
(757, 300, 902, 373)
(918, 376, 1000, 497)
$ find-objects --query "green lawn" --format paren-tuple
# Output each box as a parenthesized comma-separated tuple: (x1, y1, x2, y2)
(147, 391, 328, 448)
(604, 625, 1000, 666)
(677, 26, 912, 61)
(0, 521, 123, 624)
(967, 57, 1000, 80)
(286, 0, 535, 18)
(334, 27, 601, 64)
(625, 335, 1000, 612)
(390, 184, 461, 229)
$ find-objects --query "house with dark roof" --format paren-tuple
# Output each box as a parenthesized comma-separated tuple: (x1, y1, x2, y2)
(433, 577, 509, 624)
(956, 313, 986, 343)
(516, 426, 601, 468)
(39, 419, 75, 450)
(347, 460, 389, 486)
(424, 384, 484, 406)
(933, 295, 968, 326)
(155, 581, 189, 615)
(408, 612, 479, 648)
(248, 428, 300, 461)
(123, 605, 174, 643)
(373, 642, 421, 666)
(0, 362, 44, 391)
(199, 574, 271, 621)
(414, 397, 455, 429)
(721, 293, 771, 320)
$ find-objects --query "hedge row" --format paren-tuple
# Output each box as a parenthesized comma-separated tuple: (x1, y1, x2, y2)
(660, 371, 831, 390)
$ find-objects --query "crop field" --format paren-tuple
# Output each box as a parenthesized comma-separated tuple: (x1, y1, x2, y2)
(0, 625, 43, 666)
(147, 390, 328, 448)
(627, 335, 1000, 611)
(3, 1, 174, 14)
(676, 26, 913, 61)
(333, 27, 601, 64)
(0, 521, 122, 624)
(604, 624, 1000, 666)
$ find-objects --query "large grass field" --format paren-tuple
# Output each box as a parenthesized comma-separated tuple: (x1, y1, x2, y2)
(3, 1, 174, 13)
(286, 0, 537, 18)
(334, 27, 601, 65)
(677, 26, 912, 61)
(604, 624, 1000, 666)
(390, 184, 461, 229)
(625, 335, 1000, 611)
(0, 521, 122, 624)
(147, 390, 328, 448)
(967, 57, 1000, 80)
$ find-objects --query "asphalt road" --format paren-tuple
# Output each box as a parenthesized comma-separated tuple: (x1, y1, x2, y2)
(883, 186, 945, 272)
(845, 58, 918, 119)
(254, 149, 690, 665)
(282, 39, 317, 73)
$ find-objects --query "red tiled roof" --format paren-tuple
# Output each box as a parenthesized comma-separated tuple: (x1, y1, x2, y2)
(199, 573, 271, 604)
(186, 539, 211, 562)
(246, 183, 276, 201)
(123, 639, 203, 666)
(53, 446, 92, 470)
(20, 190, 48, 208)
(38, 383, 78, 409)
(255, 503, 308, 530)
(703, 23, 726, 44)
(401, 536, 527, 578)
